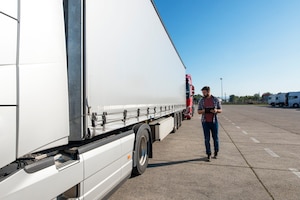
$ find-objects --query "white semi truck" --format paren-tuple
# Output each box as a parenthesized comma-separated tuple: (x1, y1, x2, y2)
(275, 93, 287, 107)
(286, 92, 300, 108)
(267, 94, 276, 107)
(0, 0, 188, 199)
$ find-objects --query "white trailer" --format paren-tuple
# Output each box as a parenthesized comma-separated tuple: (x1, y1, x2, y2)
(0, 0, 186, 199)
(286, 92, 300, 108)
(275, 93, 287, 107)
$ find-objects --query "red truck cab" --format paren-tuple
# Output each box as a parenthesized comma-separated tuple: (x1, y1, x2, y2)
(185, 74, 195, 119)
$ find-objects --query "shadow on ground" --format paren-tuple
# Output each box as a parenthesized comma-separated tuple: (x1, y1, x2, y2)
(147, 157, 209, 169)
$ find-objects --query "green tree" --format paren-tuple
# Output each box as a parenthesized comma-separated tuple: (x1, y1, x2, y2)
(253, 93, 260, 101)
(193, 94, 202, 104)
(229, 95, 237, 103)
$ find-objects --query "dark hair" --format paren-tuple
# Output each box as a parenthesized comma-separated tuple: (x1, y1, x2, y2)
(201, 86, 210, 91)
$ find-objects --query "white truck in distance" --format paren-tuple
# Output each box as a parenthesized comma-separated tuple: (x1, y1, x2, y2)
(275, 93, 287, 107)
(268, 92, 300, 108)
(0, 0, 190, 199)
(268, 94, 276, 107)
(286, 92, 300, 108)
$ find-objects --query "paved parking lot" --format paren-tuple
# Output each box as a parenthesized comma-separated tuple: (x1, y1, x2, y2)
(110, 105, 300, 200)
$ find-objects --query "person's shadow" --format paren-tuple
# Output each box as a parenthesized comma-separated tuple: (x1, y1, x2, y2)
(147, 157, 208, 169)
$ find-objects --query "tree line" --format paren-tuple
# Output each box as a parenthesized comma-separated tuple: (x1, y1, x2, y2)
(193, 93, 271, 104)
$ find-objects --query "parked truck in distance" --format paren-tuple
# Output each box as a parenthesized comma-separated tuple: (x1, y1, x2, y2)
(268, 92, 300, 108)
(286, 92, 300, 108)
(275, 93, 287, 107)
(275, 92, 286, 107)
(184, 74, 195, 119)
(0, 0, 192, 199)
(268, 94, 276, 107)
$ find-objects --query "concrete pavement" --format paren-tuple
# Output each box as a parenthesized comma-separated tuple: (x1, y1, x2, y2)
(110, 105, 300, 200)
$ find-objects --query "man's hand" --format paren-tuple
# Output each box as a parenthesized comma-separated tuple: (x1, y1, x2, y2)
(198, 109, 205, 114)
(210, 108, 218, 114)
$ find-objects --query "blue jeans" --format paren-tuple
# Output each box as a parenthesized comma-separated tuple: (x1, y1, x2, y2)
(202, 122, 219, 155)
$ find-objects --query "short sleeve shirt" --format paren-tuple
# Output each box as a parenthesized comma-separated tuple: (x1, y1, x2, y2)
(198, 95, 222, 123)
(204, 97, 214, 122)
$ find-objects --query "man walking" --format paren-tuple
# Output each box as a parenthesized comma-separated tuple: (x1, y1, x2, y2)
(198, 86, 222, 162)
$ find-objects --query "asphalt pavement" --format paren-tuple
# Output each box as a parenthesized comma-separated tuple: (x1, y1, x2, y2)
(110, 105, 300, 200)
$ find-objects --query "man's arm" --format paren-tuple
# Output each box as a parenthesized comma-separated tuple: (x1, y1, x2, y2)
(198, 99, 205, 114)
(198, 109, 205, 114)
(215, 99, 222, 113)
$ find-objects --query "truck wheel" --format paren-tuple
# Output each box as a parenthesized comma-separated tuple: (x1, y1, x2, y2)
(279, 103, 284, 107)
(293, 103, 299, 108)
(178, 112, 182, 127)
(132, 124, 150, 176)
(172, 113, 178, 133)
(182, 112, 185, 121)
(176, 113, 180, 129)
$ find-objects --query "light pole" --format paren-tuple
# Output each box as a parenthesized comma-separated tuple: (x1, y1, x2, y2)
(220, 78, 223, 101)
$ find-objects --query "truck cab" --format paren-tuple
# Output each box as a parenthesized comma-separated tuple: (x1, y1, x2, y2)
(184, 74, 195, 119)
(287, 92, 300, 108)
(268, 95, 276, 107)
(275, 93, 287, 107)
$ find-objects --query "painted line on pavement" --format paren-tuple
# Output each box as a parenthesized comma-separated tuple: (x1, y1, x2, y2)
(289, 168, 300, 179)
(250, 137, 260, 143)
(232, 122, 235, 125)
(236, 126, 240, 129)
(264, 148, 280, 158)
(242, 130, 248, 135)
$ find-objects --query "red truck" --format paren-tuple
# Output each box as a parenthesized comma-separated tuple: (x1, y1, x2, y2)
(185, 74, 195, 119)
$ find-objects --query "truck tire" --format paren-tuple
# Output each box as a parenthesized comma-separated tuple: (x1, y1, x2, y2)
(172, 113, 178, 133)
(178, 111, 182, 127)
(293, 103, 299, 108)
(279, 103, 284, 107)
(182, 112, 185, 121)
(132, 124, 150, 176)
(176, 113, 179, 129)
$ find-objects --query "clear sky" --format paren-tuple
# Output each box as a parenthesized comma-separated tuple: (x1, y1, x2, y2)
(153, 0, 300, 98)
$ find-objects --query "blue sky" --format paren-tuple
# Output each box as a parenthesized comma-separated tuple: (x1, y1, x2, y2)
(154, 0, 300, 98)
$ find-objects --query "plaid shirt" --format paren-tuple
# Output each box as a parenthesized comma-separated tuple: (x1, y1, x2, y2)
(198, 95, 222, 123)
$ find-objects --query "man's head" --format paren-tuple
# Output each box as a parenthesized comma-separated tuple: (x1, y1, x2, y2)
(201, 86, 211, 97)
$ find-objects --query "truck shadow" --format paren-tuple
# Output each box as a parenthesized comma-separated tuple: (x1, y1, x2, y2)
(147, 157, 208, 168)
